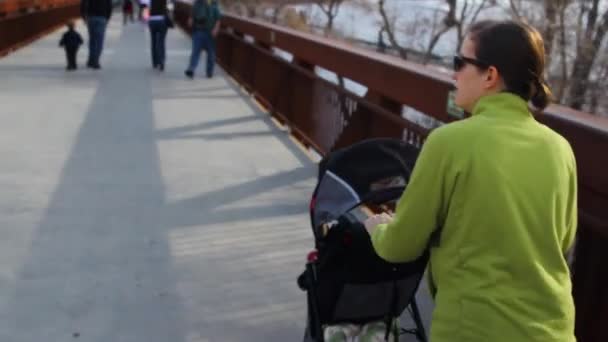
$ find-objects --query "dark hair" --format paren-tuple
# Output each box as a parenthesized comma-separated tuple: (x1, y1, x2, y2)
(468, 20, 553, 110)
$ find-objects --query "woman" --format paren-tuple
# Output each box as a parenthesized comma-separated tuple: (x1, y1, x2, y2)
(365, 20, 577, 341)
(142, 0, 170, 71)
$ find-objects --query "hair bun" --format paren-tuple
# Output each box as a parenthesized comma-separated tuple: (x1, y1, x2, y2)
(531, 78, 552, 110)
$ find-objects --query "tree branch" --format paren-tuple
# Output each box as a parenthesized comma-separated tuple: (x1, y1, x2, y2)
(378, 0, 408, 59)
(509, 0, 522, 19)
(469, 0, 490, 27)
(557, 1, 569, 102)
(423, 0, 458, 63)
(592, 6, 608, 52)
(314, 0, 331, 16)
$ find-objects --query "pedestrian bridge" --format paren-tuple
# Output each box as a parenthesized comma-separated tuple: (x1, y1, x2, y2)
(0, 1, 607, 342)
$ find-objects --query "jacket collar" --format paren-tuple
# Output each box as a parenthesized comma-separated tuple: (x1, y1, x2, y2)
(471, 92, 533, 120)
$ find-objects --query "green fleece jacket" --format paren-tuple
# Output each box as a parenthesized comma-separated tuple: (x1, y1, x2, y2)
(371, 92, 577, 342)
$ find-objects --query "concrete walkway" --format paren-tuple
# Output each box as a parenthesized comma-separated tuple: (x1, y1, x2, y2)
(0, 15, 431, 342)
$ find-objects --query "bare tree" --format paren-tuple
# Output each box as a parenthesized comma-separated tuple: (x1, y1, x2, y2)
(508, 0, 523, 19)
(269, 3, 286, 23)
(437, 0, 497, 62)
(315, 0, 346, 36)
(264, 0, 308, 24)
(555, 1, 571, 101)
(589, 63, 607, 114)
(423, 0, 458, 63)
(505, 0, 608, 114)
(243, 0, 261, 17)
(568, 0, 608, 110)
(506, 0, 544, 24)
(594, 65, 608, 117)
(377, 0, 408, 59)
(377, 0, 495, 63)
(221, 0, 260, 17)
(454, 0, 496, 52)
(506, 0, 570, 102)
(542, 1, 560, 58)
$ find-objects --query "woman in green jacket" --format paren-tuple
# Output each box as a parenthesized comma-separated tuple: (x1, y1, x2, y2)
(365, 20, 577, 341)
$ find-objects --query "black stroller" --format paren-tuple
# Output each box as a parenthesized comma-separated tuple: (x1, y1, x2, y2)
(298, 138, 429, 342)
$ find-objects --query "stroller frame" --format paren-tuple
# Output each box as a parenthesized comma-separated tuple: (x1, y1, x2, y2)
(301, 255, 428, 342)
(299, 138, 429, 342)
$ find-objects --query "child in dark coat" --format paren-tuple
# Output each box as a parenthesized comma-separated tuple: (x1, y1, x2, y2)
(123, 0, 134, 25)
(59, 23, 84, 71)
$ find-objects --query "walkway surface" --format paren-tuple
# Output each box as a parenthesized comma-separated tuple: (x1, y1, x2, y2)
(0, 15, 432, 342)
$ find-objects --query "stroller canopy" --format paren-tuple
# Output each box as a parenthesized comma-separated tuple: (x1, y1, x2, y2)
(311, 138, 419, 234)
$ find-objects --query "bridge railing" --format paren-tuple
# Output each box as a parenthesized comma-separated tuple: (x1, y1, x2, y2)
(174, 2, 607, 341)
(0, 0, 79, 57)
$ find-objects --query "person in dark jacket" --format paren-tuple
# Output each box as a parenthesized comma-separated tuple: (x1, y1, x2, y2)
(59, 22, 84, 71)
(141, 0, 171, 71)
(80, 0, 113, 69)
(184, 0, 222, 79)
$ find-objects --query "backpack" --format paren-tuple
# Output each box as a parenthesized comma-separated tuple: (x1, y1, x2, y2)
(193, 0, 209, 28)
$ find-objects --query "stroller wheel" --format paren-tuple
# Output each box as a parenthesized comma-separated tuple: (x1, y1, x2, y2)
(303, 326, 314, 342)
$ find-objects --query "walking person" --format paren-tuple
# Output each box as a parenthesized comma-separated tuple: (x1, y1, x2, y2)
(138, 0, 146, 21)
(141, 0, 172, 71)
(365, 20, 577, 342)
(59, 22, 84, 71)
(184, 0, 222, 79)
(81, 0, 113, 69)
(122, 0, 134, 25)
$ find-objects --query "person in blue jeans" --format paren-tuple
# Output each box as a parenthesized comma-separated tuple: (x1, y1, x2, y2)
(81, 0, 112, 69)
(142, 0, 170, 71)
(185, 0, 221, 79)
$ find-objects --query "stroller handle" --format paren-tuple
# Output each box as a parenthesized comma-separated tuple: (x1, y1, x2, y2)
(345, 186, 405, 214)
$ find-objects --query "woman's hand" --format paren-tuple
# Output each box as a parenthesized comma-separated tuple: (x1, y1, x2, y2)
(212, 22, 221, 37)
(142, 7, 150, 21)
(364, 212, 393, 235)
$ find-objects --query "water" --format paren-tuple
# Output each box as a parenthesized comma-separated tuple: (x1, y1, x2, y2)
(293, 0, 510, 59)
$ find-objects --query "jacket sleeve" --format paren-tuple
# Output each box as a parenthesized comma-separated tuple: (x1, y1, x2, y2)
(562, 147, 578, 255)
(371, 128, 452, 263)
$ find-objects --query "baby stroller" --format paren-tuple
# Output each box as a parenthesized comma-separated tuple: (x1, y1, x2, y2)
(298, 138, 429, 341)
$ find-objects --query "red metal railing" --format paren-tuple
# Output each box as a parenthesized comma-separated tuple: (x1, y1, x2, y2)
(175, 2, 608, 340)
(0, 0, 80, 57)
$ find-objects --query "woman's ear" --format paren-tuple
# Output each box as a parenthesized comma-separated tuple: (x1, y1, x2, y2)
(484, 66, 501, 90)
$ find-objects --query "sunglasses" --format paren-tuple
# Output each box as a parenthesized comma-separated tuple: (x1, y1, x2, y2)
(453, 55, 490, 72)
